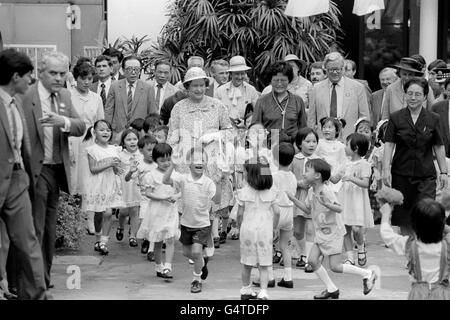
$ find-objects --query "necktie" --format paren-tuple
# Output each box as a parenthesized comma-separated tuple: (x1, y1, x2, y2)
(50, 93, 62, 164)
(155, 83, 162, 110)
(127, 84, 133, 115)
(100, 83, 106, 107)
(330, 83, 337, 118)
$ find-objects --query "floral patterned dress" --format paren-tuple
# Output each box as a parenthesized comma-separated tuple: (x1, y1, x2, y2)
(167, 96, 232, 211)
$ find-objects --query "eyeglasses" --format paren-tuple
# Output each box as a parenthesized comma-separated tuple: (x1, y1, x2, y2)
(406, 91, 424, 98)
(326, 68, 342, 74)
(125, 67, 141, 73)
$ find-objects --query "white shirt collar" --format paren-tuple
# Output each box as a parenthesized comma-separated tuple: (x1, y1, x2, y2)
(154, 81, 167, 89)
(126, 80, 136, 88)
(99, 77, 112, 86)
(38, 81, 53, 100)
(328, 76, 345, 88)
(0, 87, 13, 105)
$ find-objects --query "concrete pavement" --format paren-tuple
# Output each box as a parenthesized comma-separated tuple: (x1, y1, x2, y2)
(50, 221, 410, 300)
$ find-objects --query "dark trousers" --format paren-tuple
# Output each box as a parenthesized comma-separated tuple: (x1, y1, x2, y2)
(32, 165, 63, 289)
(391, 174, 436, 227)
(1, 169, 47, 299)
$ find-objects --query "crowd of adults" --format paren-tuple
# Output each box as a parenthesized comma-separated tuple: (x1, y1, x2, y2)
(1, 43, 450, 299)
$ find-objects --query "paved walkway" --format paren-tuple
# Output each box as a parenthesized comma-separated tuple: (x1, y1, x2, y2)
(51, 221, 410, 300)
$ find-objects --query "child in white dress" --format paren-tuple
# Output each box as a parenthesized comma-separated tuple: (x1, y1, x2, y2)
(131, 135, 158, 256)
(316, 117, 348, 193)
(82, 120, 123, 255)
(117, 128, 143, 247)
(237, 157, 280, 300)
(291, 127, 321, 271)
(288, 158, 377, 299)
(138, 143, 180, 279)
(337, 133, 374, 266)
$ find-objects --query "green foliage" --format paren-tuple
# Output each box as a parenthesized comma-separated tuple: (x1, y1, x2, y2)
(144, 0, 342, 87)
(55, 192, 83, 249)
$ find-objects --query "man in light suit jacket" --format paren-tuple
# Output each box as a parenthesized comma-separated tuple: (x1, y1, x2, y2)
(370, 67, 398, 128)
(0, 49, 48, 300)
(105, 55, 157, 143)
(22, 52, 85, 290)
(308, 52, 370, 140)
(431, 78, 450, 157)
(146, 60, 178, 113)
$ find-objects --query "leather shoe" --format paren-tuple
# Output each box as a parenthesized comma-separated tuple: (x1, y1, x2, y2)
(141, 240, 150, 254)
(314, 289, 339, 299)
(277, 278, 294, 288)
(241, 292, 258, 300)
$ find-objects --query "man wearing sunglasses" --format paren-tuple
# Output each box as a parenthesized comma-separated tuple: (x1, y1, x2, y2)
(105, 55, 157, 143)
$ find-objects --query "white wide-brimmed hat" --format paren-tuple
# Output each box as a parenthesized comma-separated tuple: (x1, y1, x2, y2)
(284, 54, 307, 73)
(228, 56, 251, 72)
(183, 67, 209, 84)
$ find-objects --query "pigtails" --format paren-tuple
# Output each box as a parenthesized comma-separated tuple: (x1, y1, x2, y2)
(83, 126, 95, 142)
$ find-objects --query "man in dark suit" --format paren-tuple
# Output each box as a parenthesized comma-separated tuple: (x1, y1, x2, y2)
(0, 48, 47, 299)
(105, 55, 157, 143)
(370, 67, 398, 128)
(431, 78, 450, 157)
(22, 51, 86, 290)
(102, 48, 125, 81)
(91, 55, 113, 107)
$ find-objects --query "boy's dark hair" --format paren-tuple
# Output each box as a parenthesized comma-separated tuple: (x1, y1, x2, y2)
(154, 125, 169, 136)
(319, 117, 346, 138)
(143, 113, 161, 133)
(0, 48, 34, 85)
(102, 48, 124, 63)
(72, 62, 96, 80)
(295, 127, 318, 150)
(130, 118, 145, 132)
(152, 143, 172, 161)
(138, 134, 158, 149)
(411, 198, 446, 244)
(278, 132, 292, 144)
(120, 128, 140, 147)
(244, 157, 273, 191)
(83, 119, 113, 142)
(306, 158, 331, 182)
(273, 142, 295, 167)
(346, 133, 369, 157)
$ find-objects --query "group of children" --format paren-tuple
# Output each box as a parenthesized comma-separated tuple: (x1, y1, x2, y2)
(77, 111, 450, 300)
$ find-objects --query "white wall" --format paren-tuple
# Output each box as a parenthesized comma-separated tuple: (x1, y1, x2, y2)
(107, 0, 171, 48)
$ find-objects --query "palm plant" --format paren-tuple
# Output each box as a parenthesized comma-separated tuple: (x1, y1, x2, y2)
(122, 35, 151, 55)
(147, 0, 342, 87)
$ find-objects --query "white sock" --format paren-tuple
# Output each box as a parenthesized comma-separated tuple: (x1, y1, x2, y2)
(204, 246, 214, 257)
(342, 264, 372, 278)
(268, 266, 274, 281)
(305, 241, 314, 260)
(284, 267, 292, 281)
(315, 266, 338, 292)
(193, 271, 202, 282)
(357, 243, 365, 253)
(149, 242, 155, 251)
(347, 251, 354, 262)
(240, 285, 254, 295)
(164, 262, 172, 271)
(212, 217, 219, 238)
(155, 263, 163, 273)
(100, 235, 109, 244)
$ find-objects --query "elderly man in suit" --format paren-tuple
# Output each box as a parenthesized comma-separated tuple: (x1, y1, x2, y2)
(0, 49, 48, 300)
(370, 67, 398, 128)
(381, 56, 435, 120)
(105, 55, 157, 143)
(91, 55, 113, 107)
(431, 78, 450, 157)
(146, 60, 178, 113)
(21, 51, 86, 290)
(308, 52, 371, 140)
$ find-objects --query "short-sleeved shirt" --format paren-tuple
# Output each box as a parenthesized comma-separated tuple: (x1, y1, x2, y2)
(385, 107, 444, 178)
(172, 172, 216, 228)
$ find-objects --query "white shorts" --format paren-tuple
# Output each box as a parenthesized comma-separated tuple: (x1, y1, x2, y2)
(277, 206, 294, 231)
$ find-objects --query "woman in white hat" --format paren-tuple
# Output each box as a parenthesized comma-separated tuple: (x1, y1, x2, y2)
(262, 54, 313, 109)
(214, 56, 259, 126)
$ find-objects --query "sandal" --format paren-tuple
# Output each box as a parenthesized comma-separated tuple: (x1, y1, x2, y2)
(99, 243, 109, 255)
(94, 241, 101, 252)
(358, 251, 367, 267)
(129, 238, 138, 247)
(116, 228, 124, 241)
(162, 268, 173, 279)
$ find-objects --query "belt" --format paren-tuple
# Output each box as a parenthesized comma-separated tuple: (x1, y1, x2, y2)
(13, 163, 23, 171)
